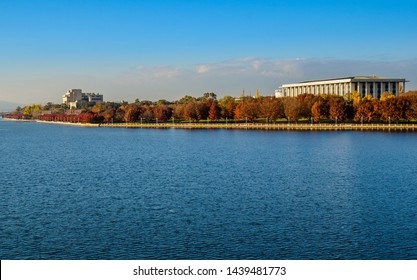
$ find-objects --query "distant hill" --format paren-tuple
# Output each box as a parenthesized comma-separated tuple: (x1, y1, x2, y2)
(0, 100, 21, 112)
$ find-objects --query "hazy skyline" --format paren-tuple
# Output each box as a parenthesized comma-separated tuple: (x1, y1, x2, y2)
(1, 0, 416, 105)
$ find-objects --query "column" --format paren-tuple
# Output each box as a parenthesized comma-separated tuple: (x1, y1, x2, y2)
(377, 82, 384, 99)
(365, 82, 368, 96)
(373, 82, 377, 99)
(402, 81, 406, 93)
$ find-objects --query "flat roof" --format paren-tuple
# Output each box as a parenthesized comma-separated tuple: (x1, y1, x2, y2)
(300, 76, 406, 83)
(283, 76, 408, 87)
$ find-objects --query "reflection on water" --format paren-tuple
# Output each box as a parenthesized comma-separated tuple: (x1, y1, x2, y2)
(1, 120, 417, 259)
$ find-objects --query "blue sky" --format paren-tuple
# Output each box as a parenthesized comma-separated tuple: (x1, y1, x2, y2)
(1, 0, 416, 105)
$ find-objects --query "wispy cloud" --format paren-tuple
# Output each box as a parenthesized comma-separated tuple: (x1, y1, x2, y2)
(120, 57, 417, 99)
(194, 57, 303, 78)
(133, 65, 183, 80)
(1, 57, 416, 104)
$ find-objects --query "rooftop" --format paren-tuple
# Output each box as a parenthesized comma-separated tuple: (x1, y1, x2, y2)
(298, 76, 407, 84)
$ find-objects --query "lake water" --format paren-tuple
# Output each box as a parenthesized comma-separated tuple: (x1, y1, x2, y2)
(1, 119, 417, 260)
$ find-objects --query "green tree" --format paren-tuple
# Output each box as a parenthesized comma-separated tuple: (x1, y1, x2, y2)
(200, 92, 217, 100)
(219, 96, 236, 119)
(179, 95, 197, 104)
(156, 99, 170, 106)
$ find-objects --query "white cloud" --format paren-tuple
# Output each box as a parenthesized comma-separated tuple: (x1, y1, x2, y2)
(1, 57, 416, 104)
(196, 64, 210, 74)
(133, 65, 183, 79)
(122, 57, 417, 99)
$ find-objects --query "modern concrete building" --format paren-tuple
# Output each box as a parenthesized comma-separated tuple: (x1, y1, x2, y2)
(275, 76, 408, 99)
(62, 89, 103, 109)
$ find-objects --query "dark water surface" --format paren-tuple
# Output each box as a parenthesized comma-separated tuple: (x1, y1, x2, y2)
(1, 120, 417, 259)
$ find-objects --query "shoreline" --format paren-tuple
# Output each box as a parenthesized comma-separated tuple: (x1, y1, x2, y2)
(99, 122, 417, 131)
(3, 118, 417, 131)
(2, 118, 100, 127)
(35, 120, 100, 127)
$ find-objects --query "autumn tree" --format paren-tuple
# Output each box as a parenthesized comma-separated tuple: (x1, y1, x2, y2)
(234, 99, 260, 121)
(123, 104, 142, 122)
(91, 103, 104, 114)
(102, 108, 115, 123)
(259, 97, 285, 122)
(283, 97, 301, 122)
(183, 101, 201, 121)
(78, 111, 95, 123)
(403, 94, 417, 121)
(297, 94, 317, 120)
(351, 91, 361, 107)
(328, 97, 347, 122)
(141, 106, 155, 122)
(311, 98, 328, 122)
(114, 107, 125, 122)
(380, 92, 395, 102)
(354, 99, 380, 123)
(379, 97, 410, 123)
(208, 101, 221, 120)
(219, 96, 236, 119)
(153, 105, 172, 122)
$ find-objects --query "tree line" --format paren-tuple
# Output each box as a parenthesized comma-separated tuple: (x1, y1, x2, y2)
(5, 91, 417, 124)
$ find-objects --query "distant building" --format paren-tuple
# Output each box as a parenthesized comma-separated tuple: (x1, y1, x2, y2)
(276, 76, 408, 98)
(62, 89, 103, 109)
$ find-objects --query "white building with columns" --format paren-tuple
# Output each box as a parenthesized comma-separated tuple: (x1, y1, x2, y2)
(275, 76, 408, 99)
